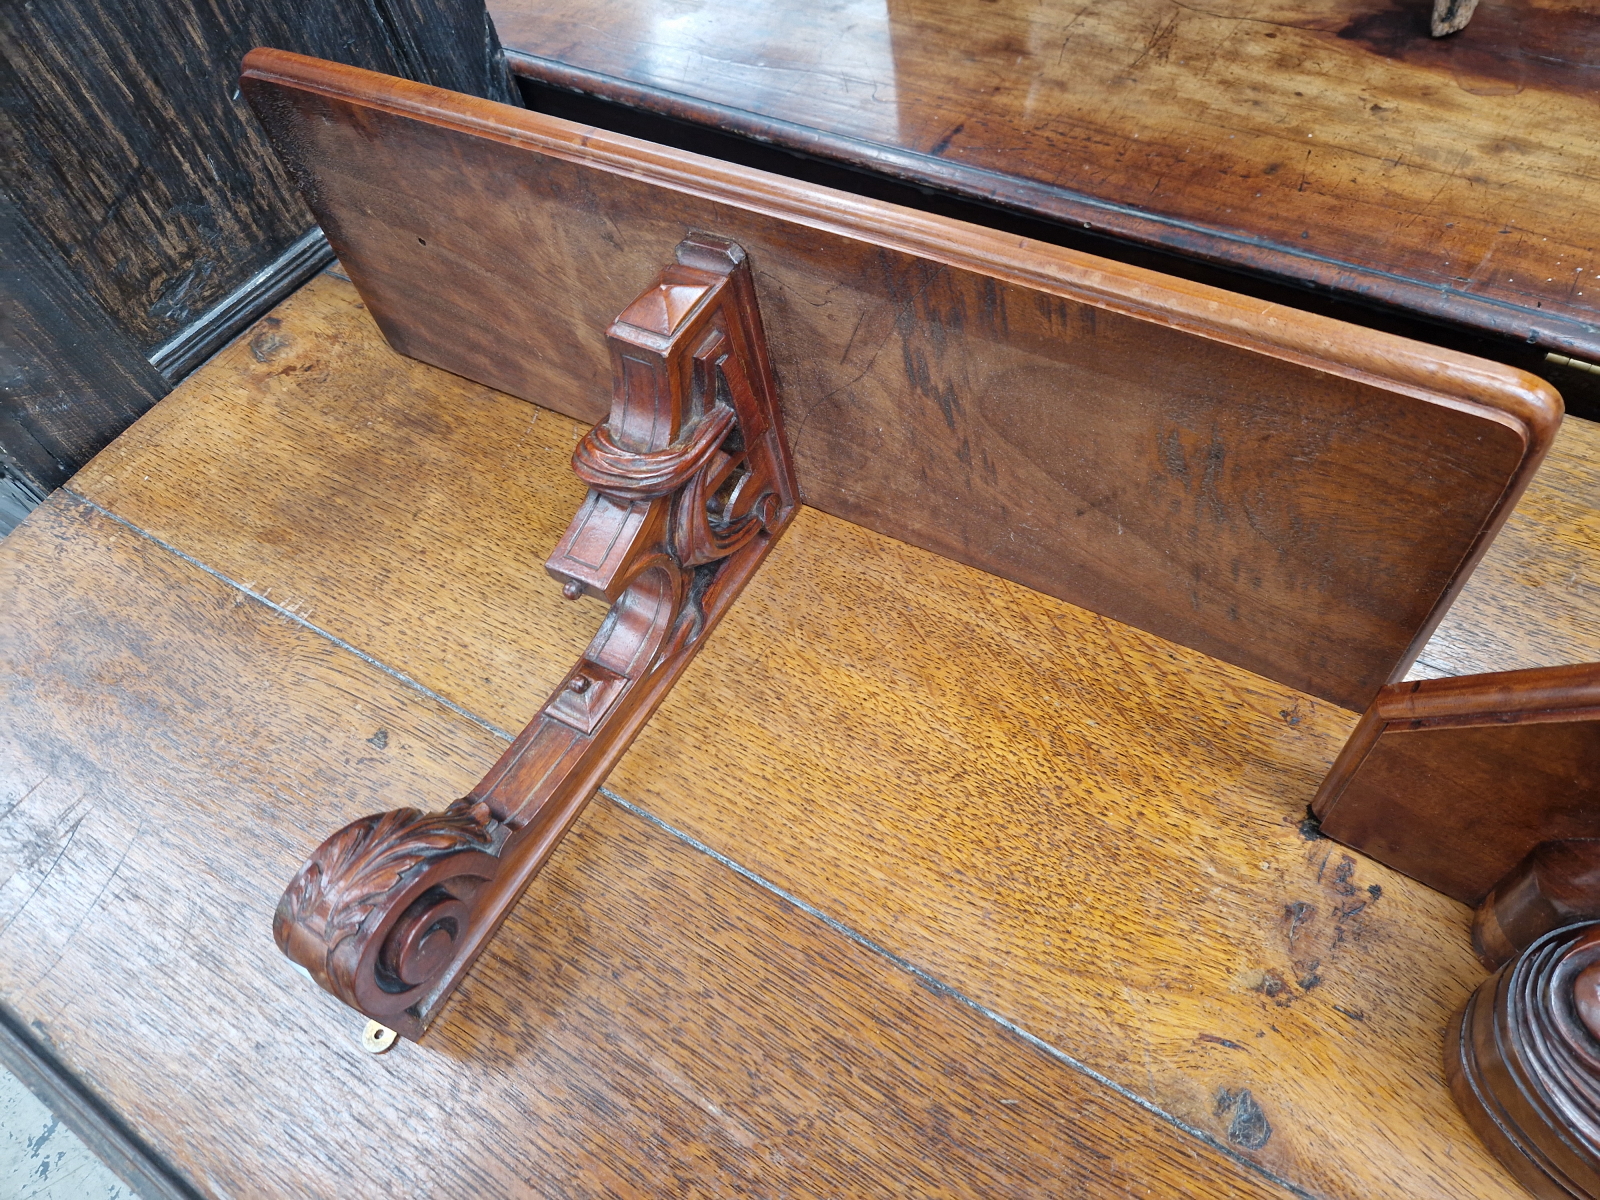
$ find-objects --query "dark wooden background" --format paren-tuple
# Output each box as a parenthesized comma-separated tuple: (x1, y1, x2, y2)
(0, 0, 518, 522)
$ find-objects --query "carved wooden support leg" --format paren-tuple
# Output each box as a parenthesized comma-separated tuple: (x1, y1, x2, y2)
(1312, 667, 1600, 1194)
(274, 234, 797, 1039)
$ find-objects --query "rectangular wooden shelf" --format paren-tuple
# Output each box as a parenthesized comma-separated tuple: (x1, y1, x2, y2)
(239, 49, 1562, 717)
(3, 270, 1595, 1197)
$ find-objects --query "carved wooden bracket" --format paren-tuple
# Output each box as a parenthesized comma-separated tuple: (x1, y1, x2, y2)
(1477, 841, 1600, 972)
(274, 234, 797, 1039)
(1311, 662, 1600, 905)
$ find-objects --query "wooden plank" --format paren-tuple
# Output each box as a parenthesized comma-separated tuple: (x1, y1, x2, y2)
(0, 196, 166, 496)
(489, 0, 1600, 362)
(73, 270, 599, 726)
(240, 51, 1559, 714)
(0, 496, 1297, 1200)
(1313, 663, 1600, 903)
(1, 0, 517, 353)
(66, 273, 1580, 1197)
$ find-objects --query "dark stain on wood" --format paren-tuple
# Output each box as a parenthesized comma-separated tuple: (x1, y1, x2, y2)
(1216, 1088, 1274, 1151)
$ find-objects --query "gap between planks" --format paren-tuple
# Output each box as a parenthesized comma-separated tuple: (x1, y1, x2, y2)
(59, 486, 1319, 1200)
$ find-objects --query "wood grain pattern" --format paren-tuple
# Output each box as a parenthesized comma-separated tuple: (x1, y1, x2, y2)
(73, 277, 1600, 715)
(0, 0, 518, 509)
(490, 0, 1600, 361)
(65, 273, 1598, 1197)
(241, 50, 1560, 714)
(0, 0, 516, 352)
(1312, 663, 1600, 903)
(1, 495, 1297, 1200)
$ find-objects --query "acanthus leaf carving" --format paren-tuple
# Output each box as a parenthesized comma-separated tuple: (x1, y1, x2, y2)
(273, 233, 796, 1039)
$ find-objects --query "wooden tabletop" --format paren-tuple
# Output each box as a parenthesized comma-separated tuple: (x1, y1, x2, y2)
(490, 0, 1600, 364)
(2, 270, 1597, 1198)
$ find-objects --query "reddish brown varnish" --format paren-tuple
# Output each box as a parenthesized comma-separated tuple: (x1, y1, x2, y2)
(240, 48, 1560, 714)
(490, 0, 1600, 362)
(1476, 841, 1600, 971)
(1450, 921, 1600, 1200)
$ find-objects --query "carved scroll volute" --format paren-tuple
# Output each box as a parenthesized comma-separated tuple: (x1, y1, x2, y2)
(274, 234, 795, 1039)
(273, 801, 504, 1025)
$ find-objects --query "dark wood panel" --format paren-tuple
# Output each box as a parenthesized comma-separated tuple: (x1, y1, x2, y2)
(1313, 663, 1600, 903)
(0, 197, 167, 497)
(490, 0, 1600, 362)
(0, 494, 1296, 1200)
(0, 0, 517, 353)
(67, 273, 1542, 1197)
(241, 51, 1558, 712)
(0, 0, 520, 514)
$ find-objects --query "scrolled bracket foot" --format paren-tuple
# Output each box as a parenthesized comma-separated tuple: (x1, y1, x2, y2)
(275, 234, 797, 1038)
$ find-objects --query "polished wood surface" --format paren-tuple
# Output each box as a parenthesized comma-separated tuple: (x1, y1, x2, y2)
(28, 270, 1596, 1197)
(241, 50, 1560, 715)
(275, 236, 800, 1037)
(4, 499, 1294, 1200)
(490, 0, 1600, 362)
(1313, 663, 1600, 904)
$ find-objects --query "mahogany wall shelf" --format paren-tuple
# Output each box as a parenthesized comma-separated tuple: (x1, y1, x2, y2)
(3, 249, 1597, 1200)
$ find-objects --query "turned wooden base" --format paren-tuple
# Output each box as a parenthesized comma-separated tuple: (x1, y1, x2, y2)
(1449, 922, 1600, 1199)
